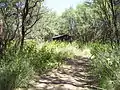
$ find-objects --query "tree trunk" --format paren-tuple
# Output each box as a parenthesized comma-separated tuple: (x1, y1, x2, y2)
(20, 0, 29, 50)
(20, 25, 25, 50)
(0, 20, 4, 55)
(109, 0, 119, 45)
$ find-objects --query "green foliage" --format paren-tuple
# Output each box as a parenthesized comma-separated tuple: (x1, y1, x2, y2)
(29, 41, 77, 73)
(30, 45, 59, 73)
(28, 9, 59, 42)
(90, 43, 120, 89)
(0, 49, 34, 90)
(0, 40, 81, 90)
(2, 0, 120, 89)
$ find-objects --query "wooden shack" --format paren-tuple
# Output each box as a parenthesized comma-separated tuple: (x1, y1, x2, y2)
(52, 34, 72, 42)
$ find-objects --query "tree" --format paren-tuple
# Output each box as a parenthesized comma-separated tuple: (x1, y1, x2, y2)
(28, 8, 60, 42)
(92, 0, 120, 45)
(109, 0, 120, 45)
(0, 20, 4, 54)
(0, 0, 44, 51)
(60, 7, 77, 36)
(75, 3, 95, 42)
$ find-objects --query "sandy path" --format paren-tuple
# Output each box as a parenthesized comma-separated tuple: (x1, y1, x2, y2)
(27, 56, 98, 90)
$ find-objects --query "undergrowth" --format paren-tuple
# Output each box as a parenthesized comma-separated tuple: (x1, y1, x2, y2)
(0, 40, 81, 90)
(90, 43, 120, 90)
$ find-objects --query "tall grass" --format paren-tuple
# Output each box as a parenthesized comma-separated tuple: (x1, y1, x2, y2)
(90, 43, 120, 90)
(0, 40, 81, 90)
(0, 48, 34, 90)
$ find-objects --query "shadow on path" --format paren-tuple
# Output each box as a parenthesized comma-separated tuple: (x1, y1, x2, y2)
(29, 56, 99, 90)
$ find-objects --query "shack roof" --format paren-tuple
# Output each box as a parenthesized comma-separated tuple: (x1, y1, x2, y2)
(52, 34, 70, 39)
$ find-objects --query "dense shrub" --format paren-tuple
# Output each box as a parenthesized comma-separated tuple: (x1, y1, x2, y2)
(0, 50, 34, 90)
(29, 41, 75, 73)
(90, 43, 120, 90)
(0, 40, 81, 90)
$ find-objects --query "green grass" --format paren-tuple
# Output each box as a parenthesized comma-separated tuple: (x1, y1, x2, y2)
(0, 40, 84, 90)
(90, 43, 120, 90)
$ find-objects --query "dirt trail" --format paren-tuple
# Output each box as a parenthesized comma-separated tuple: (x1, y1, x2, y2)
(27, 56, 98, 90)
